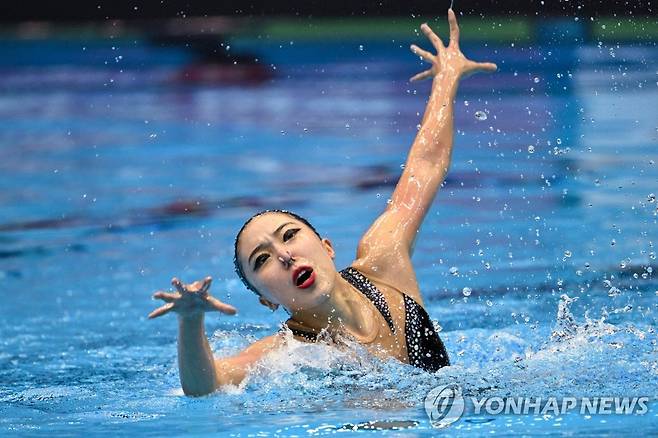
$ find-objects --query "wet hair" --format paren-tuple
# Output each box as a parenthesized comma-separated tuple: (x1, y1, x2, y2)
(233, 209, 322, 295)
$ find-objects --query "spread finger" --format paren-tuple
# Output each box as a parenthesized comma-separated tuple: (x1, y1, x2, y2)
(448, 8, 460, 48)
(153, 291, 178, 303)
(208, 297, 237, 315)
(410, 69, 433, 82)
(148, 303, 174, 319)
(410, 44, 434, 63)
(200, 276, 212, 294)
(171, 277, 187, 294)
(420, 23, 445, 54)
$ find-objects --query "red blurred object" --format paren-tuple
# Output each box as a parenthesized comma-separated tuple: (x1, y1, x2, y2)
(176, 61, 271, 85)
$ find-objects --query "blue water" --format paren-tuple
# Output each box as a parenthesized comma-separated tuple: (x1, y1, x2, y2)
(0, 34, 657, 436)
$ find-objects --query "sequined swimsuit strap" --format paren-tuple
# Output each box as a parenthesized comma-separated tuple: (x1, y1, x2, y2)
(339, 267, 396, 334)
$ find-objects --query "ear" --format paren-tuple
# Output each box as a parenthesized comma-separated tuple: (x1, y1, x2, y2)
(322, 238, 336, 259)
(259, 296, 279, 311)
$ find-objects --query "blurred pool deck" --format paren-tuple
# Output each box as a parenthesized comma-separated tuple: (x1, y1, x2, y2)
(1, 15, 657, 67)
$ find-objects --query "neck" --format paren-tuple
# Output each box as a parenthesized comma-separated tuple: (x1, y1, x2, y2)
(289, 271, 373, 337)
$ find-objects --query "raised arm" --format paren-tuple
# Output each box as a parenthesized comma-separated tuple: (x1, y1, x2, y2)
(149, 277, 281, 396)
(356, 9, 496, 269)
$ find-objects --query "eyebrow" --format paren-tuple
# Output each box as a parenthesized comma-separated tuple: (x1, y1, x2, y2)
(247, 222, 295, 266)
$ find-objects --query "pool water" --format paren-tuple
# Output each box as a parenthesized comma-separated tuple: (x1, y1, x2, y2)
(0, 33, 657, 436)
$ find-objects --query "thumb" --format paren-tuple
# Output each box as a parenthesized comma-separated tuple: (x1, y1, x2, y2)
(208, 297, 238, 315)
(472, 61, 497, 73)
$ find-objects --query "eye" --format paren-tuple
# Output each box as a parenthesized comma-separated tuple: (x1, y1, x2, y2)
(254, 253, 269, 270)
(283, 228, 300, 242)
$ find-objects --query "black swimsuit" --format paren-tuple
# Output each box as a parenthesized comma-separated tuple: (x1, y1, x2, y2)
(284, 266, 450, 372)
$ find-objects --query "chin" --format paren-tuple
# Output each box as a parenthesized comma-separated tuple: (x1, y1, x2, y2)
(289, 284, 331, 312)
(285, 267, 335, 310)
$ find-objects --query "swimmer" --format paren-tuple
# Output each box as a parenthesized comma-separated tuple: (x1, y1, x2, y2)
(148, 8, 497, 396)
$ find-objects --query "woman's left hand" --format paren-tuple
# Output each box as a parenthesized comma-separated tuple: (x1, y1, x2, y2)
(409, 8, 497, 82)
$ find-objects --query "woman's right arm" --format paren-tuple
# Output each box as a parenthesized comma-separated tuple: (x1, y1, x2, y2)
(176, 314, 218, 396)
(213, 333, 283, 387)
(178, 314, 282, 394)
(149, 276, 281, 396)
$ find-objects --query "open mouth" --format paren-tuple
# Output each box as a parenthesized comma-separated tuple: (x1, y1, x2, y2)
(293, 266, 315, 289)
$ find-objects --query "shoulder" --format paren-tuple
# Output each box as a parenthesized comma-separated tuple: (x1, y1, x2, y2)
(215, 333, 285, 386)
(346, 260, 424, 307)
(239, 333, 286, 356)
(352, 233, 419, 293)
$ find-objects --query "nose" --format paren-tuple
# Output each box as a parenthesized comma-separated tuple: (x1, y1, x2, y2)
(276, 248, 295, 268)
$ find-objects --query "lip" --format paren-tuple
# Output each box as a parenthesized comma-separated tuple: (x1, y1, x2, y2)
(292, 266, 315, 289)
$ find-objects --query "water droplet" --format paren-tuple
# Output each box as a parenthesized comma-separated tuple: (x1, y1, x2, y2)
(449, 266, 459, 276)
(608, 286, 621, 297)
(474, 110, 487, 121)
(610, 239, 616, 246)
(556, 138, 562, 145)
(533, 77, 540, 83)
(486, 300, 493, 307)
(358, 44, 364, 51)
(648, 193, 656, 203)
(603, 279, 612, 288)
(564, 250, 572, 258)
(527, 145, 535, 153)
(462, 287, 472, 297)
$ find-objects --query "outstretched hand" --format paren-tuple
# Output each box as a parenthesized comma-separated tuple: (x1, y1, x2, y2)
(409, 8, 497, 82)
(148, 276, 237, 319)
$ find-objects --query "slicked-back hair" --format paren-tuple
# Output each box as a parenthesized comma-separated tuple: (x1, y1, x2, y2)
(233, 209, 322, 295)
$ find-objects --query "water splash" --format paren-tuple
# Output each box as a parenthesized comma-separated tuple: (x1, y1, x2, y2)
(551, 294, 578, 341)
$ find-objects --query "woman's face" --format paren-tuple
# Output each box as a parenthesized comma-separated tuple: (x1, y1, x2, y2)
(237, 212, 337, 312)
